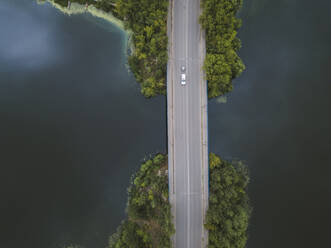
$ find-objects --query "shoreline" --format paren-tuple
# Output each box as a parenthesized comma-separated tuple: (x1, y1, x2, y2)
(37, 0, 134, 56)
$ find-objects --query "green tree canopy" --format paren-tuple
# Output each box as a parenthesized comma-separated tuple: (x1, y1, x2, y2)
(206, 153, 251, 248)
(116, 0, 168, 98)
(200, 0, 245, 98)
(109, 154, 174, 248)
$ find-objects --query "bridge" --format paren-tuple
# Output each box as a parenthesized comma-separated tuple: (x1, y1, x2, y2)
(167, 0, 209, 247)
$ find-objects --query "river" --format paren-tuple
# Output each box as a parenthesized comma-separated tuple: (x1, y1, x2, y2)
(1, 0, 331, 248)
(209, 0, 331, 247)
(0, 1, 166, 247)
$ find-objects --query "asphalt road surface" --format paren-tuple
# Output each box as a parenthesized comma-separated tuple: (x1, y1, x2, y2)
(167, 0, 209, 247)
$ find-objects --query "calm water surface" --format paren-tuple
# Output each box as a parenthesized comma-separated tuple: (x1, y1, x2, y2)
(209, 0, 331, 247)
(1, 0, 331, 248)
(0, 1, 166, 247)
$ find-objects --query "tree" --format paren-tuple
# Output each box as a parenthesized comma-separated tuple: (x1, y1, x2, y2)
(200, 0, 245, 98)
(109, 154, 174, 248)
(116, 0, 168, 98)
(206, 153, 251, 248)
(53, 0, 168, 98)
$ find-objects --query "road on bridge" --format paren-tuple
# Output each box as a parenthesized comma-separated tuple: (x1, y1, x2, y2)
(167, 0, 209, 247)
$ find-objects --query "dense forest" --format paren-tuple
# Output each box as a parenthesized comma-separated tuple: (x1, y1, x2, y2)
(115, 0, 169, 98)
(94, 0, 118, 14)
(200, 0, 245, 98)
(206, 153, 251, 247)
(109, 154, 174, 248)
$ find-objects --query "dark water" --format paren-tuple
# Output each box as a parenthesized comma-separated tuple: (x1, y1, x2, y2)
(0, 1, 166, 248)
(209, 0, 331, 247)
(2, 0, 331, 248)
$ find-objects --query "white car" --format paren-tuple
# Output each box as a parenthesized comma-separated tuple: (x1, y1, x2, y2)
(181, 73, 186, 85)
